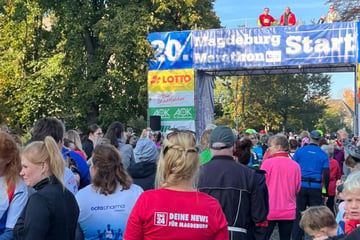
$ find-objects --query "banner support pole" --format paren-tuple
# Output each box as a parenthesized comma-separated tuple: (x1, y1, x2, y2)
(355, 64, 359, 136)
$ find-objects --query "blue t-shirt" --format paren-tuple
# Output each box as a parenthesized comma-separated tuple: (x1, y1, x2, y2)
(252, 145, 263, 161)
(337, 225, 344, 235)
(248, 151, 260, 168)
(293, 144, 329, 189)
(62, 147, 90, 189)
(0, 177, 28, 233)
(76, 183, 143, 240)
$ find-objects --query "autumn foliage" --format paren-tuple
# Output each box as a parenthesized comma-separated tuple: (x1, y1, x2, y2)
(342, 89, 355, 111)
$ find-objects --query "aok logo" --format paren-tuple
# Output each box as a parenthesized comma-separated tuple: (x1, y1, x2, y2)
(153, 109, 170, 119)
(174, 108, 193, 119)
(150, 74, 192, 84)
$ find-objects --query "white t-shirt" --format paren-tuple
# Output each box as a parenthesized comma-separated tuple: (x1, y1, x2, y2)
(0, 177, 28, 230)
(64, 167, 78, 195)
(76, 183, 143, 240)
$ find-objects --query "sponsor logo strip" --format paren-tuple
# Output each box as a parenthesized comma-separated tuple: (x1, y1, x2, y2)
(148, 69, 194, 93)
(149, 107, 195, 121)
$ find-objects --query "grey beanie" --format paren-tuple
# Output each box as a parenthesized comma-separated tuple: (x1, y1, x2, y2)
(133, 138, 159, 163)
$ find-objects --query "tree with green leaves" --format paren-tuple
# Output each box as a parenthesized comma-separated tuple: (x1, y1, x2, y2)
(325, 0, 359, 21)
(0, 1, 68, 132)
(316, 103, 350, 135)
(0, 0, 220, 133)
(214, 74, 331, 133)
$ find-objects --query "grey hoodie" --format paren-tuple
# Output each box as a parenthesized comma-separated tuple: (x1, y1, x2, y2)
(133, 138, 159, 163)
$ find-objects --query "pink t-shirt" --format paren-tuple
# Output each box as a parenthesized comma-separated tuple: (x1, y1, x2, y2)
(124, 189, 228, 240)
(261, 153, 301, 220)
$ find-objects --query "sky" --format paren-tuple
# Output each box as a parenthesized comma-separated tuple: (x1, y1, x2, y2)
(213, 0, 355, 99)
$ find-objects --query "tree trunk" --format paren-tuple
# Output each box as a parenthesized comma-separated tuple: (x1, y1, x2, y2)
(87, 102, 99, 124)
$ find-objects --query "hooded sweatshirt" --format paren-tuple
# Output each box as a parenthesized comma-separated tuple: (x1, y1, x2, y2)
(128, 139, 159, 190)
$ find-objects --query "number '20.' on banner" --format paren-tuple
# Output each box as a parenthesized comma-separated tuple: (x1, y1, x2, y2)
(148, 31, 193, 70)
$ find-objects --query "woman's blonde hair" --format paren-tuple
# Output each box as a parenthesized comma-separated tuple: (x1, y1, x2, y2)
(200, 129, 212, 151)
(299, 131, 310, 139)
(155, 131, 199, 189)
(22, 136, 65, 186)
(64, 130, 87, 158)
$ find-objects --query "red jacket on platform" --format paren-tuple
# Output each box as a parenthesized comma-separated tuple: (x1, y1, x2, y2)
(280, 13, 296, 26)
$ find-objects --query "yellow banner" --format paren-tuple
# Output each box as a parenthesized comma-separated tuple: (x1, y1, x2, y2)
(148, 69, 194, 93)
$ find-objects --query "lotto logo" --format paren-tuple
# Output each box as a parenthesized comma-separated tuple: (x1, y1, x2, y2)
(154, 212, 168, 226)
(151, 76, 160, 84)
(148, 69, 194, 92)
(150, 74, 192, 85)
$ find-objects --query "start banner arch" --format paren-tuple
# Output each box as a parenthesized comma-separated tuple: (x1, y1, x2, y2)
(147, 22, 360, 135)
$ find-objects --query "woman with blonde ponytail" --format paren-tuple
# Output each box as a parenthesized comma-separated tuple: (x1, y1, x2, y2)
(13, 136, 79, 240)
(124, 130, 229, 240)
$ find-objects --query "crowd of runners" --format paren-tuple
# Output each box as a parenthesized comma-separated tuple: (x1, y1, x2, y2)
(0, 117, 360, 240)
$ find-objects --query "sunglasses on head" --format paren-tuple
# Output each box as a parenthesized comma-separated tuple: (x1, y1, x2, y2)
(163, 129, 198, 155)
(166, 129, 196, 139)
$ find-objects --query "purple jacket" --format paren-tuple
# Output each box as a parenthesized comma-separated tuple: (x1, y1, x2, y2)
(333, 147, 344, 175)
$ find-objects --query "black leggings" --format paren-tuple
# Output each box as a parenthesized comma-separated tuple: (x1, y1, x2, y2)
(267, 220, 294, 240)
(326, 195, 336, 215)
(292, 187, 323, 240)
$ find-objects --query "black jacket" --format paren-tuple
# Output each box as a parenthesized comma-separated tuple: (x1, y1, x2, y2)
(325, 227, 360, 240)
(82, 139, 93, 160)
(198, 155, 269, 240)
(127, 161, 157, 191)
(326, 234, 346, 240)
(13, 176, 79, 240)
(345, 227, 360, 239)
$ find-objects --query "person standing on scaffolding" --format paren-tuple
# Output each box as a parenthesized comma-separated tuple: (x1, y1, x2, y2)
(258, 7, 276, 27)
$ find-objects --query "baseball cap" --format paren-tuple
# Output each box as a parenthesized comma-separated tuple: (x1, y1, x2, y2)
(310, 130, 321, 140)
(316, 129, 324, 137)
(245, 128, 257, 134)
(209, 125, 235, 150)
